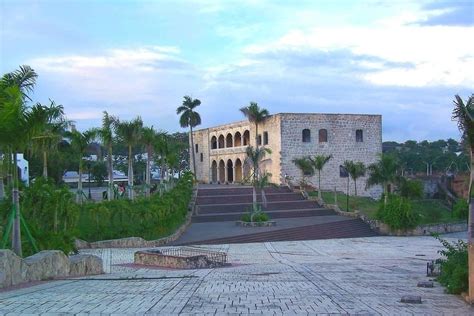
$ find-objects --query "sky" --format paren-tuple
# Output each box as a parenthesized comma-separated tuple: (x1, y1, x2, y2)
(1, 0, 473, 142)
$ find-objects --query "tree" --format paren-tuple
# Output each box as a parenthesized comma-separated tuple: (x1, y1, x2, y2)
(310, 154, 332, 199)
(142, 126, 157, 197)
(29, 100, 68, 178)
(292, 156, 314, 192)
(245, 146, 271, 216)
(240, 102, 269, 148)
(0, 65, 38, 256)
(452, 93, 474, 302)
(177, 96, 201, 176)
(343, 160, 366, 196)
(66, 129, 96, 204)
(114, 117, 143, 200)
(96, 111, 117, 201)
(366, 154, 399, 205)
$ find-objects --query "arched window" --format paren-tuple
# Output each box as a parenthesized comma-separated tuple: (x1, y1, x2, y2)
(226, 133, 233, 147)
(356, 129, 363, 142)
(263, 132, 269, 145)
(211, 136, 217, 149)
(234, 131, 242, 147)
(302, 129, 311, 143)
(218, 135, 225, 148)
(243, 130, 250, 146)
(318, 129, 327, 143)
(257, 134, 262, 145)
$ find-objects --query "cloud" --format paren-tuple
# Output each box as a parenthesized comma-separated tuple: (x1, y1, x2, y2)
(27, 47, 200, 131)
(419, 1, 474, 26)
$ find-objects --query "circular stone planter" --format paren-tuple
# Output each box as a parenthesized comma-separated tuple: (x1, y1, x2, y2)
(134, 248, 229, 269)
(236, 221, 276, 227)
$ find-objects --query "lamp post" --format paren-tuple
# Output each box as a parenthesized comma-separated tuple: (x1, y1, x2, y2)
(87, 160, 92, 200)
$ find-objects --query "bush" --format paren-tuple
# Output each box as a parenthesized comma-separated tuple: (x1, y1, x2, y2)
(399, 179, 423, 199)
(0, 172, 194, 256)
(436, 237, 468, 294)
(241, 210, 270, 222)
(453, 199, 469, 220)
(376, 194, 419, 230)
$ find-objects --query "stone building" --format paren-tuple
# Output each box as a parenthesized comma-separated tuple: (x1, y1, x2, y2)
(191, 113, 382, 197)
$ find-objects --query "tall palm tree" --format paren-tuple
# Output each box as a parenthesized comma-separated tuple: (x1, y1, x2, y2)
(245, 145, 272, 213)
(114, 117, 143, 200)
(66, 129, 97, 204)
(366, 154, 399, 205)
(142, 126, 157, 197)
(154, 132, 169, 187)
(292, 156, 314, 192)
(0, 65, 38, 256)
(96, 111, 117, 201)
(177, 96, 201, 176)
(29, 100, 68, 178)
(343, 160, 366, 196)
(310, 154, 332, 199)
(452, 93, 474, 301)
(240, 102, 269, 148)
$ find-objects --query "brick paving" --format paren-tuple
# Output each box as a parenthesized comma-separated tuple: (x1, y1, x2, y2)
(1, 235, 473, 314)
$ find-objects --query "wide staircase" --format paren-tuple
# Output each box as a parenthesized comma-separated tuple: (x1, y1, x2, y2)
(176, 185, 377, 245)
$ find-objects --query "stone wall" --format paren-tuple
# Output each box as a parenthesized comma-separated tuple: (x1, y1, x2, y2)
(0, 250, 103, 289)
(279, 113, 382, 197)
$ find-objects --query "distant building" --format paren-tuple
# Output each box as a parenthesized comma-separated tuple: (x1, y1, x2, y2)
(191, 113, 382, 197)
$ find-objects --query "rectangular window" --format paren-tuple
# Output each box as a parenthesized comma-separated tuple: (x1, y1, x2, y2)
(200, 153, 203, 162)
(356, 129, 363, 142)
(257, 135, 262, 145)
(195, 144, 199, 152)
(263, 132, 269, 145)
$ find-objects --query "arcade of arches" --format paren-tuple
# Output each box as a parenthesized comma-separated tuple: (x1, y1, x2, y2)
(211, 158, 247, 183)
(211, 130, 250, 150)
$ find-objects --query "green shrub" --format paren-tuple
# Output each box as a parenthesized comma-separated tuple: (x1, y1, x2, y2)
(399, 179, 424, 199)
(0, 172, 194, 256)
(436, 237, 468, 294)
(241, 210, 270, 222)
(376, 194, 419, 230)
(453, 199, 469, 220)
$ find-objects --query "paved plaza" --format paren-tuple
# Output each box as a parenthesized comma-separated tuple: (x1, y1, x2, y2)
(0, 235, 473, 315)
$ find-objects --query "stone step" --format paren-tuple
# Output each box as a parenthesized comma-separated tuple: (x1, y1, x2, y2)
(197, 186, 291, 197)
(197, 200, 320, 214)
(178, 219, 377, 245)
(192, 208, 335, 223)
(196, 192, 304, 205)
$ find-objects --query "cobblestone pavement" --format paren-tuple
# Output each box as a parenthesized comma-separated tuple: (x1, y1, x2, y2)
(1, 236, 473, 315)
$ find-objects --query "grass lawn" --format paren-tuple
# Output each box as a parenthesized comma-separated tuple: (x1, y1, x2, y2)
(310, 190, 460, 225)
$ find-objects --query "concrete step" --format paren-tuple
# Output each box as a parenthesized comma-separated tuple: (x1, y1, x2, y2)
(197, 200, 320, 214)
(192, 208, 335, 223)
(196, 192, 305, 205)
(197, 186, 291, 197)
(178, 219, 377, 245)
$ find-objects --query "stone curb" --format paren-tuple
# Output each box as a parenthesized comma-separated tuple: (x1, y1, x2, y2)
(325, 203, 467, 236)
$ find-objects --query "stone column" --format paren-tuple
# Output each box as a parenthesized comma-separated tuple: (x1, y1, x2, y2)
(225, 165, 228, 183)
(232, 166, 236, 184)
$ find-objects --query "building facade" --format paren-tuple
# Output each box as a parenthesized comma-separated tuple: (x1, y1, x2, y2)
(191, 113, 382, 197)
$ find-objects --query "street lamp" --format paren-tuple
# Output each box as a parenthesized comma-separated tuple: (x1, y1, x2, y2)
(86, 160, 92, 200)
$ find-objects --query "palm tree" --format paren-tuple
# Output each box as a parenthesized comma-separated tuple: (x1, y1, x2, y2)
(452, 93, 474, 301)
(292, 156, 314, 192)
(343, 160, 366, 196)
(29, 100, 68, 178)
(96, 111, 117, 201)
(114, 117, 143, 200)
(240, 102, 269, 148)
(177, 96, 201, 176)
(309, 154, 332, 199)
(142, 126, 157, 197)
(366, 154, 399, 205)
(245, 145, 272, 213)
(0, 66, 38, 256)
(66, 129, 97, 203)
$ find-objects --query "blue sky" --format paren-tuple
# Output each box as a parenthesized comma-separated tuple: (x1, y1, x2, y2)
(1, 0, 473, 141)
